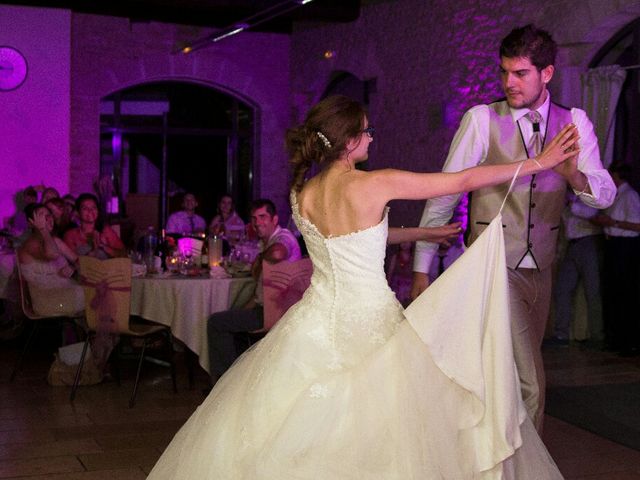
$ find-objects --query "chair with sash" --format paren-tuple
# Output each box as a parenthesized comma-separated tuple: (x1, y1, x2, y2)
(246, 257, 313, 345)
(10, 258, 84, 381)
(70, 256, 177, 407)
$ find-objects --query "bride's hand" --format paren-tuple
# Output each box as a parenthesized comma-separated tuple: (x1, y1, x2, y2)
(534, 123, 580, 171)
(419, 222, 462, 246)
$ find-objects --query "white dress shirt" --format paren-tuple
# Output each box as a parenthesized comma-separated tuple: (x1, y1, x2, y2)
(166, 211, 207, 234)
(414, 94, 617, 274)
(603, 182, 640, 238)
(562, 193, 602, 240)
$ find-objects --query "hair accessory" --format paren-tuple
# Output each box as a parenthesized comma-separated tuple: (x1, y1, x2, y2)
(316, 131, 332, 148)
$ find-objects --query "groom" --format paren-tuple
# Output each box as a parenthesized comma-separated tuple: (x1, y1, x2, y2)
(411, 24, 615, 431)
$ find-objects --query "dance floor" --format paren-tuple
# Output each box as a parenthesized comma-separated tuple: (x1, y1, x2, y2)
(0, 330, 639, 479)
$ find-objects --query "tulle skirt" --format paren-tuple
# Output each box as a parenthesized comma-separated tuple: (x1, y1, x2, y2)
(148, 301, 562, 479)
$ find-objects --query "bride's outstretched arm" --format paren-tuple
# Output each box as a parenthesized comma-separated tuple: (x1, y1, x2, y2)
(370, 124, 579, 203)
(387, 223, 461, 245)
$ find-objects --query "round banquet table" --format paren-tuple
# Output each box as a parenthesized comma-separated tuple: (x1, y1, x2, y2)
(130, 273, 255, 373)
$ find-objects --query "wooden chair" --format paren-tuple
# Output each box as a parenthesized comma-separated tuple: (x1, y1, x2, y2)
(10, 258, 83, 381)
(70, 256, 177, 407)
(252, 257, 313, 338)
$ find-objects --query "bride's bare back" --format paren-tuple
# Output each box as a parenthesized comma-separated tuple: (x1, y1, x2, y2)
(296, 166, 389, 238)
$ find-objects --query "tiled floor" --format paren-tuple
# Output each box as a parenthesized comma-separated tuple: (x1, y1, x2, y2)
(1, 330, 639, 479)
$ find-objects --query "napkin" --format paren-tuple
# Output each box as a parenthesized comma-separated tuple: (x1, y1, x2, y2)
(131, 263, 147, 277)
(209, 265, 230, 279)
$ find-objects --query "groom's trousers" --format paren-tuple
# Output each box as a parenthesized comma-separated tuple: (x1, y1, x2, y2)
(507, 267, 552, 433)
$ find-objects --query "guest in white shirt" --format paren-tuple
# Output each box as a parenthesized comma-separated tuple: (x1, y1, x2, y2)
(411, 24, 616, 431)
(206, 199, 301, 387)
(592, 163, 640, 356)
(551, 190, 604, 346)
(166, 193, 206, 235)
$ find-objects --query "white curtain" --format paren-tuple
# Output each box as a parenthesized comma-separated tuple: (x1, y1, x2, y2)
(581, 65, 627, 168)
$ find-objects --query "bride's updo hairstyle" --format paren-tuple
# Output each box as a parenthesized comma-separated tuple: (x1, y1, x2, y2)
(287, 95, 366, 192)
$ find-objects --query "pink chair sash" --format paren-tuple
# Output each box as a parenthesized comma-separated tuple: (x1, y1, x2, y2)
(80, 276, 131, 333)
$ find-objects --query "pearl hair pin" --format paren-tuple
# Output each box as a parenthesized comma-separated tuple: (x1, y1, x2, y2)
(316, 131, 332, 148)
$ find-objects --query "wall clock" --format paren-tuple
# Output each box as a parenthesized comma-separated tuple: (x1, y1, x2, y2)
(0, 46, 28, 91)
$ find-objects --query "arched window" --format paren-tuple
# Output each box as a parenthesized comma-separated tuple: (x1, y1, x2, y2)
(100, 81, 255, 230)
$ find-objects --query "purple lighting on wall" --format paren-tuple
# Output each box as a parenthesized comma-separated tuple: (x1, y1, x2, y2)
(444, 9, 510, 129)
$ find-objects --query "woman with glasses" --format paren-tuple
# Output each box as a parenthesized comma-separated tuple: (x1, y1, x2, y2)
(149, 95, 577, 479)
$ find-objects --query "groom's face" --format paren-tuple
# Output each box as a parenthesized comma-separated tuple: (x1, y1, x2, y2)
(500, 56, 553, 111)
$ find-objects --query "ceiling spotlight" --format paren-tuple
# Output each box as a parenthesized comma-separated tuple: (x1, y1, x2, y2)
(324, 50, 336, 59)
(182, 46, 192, 54)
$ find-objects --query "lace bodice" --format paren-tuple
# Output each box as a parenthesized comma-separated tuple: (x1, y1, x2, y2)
(291, 193, 390, 292)
(289, 192, 402, 369)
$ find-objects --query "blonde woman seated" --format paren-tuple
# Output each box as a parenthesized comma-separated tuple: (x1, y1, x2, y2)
(17, 203, 84, 317)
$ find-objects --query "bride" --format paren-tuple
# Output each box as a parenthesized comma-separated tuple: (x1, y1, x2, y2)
(148, 95, 577, 479)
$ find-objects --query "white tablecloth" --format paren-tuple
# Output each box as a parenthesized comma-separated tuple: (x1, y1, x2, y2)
(130, 275, 255, 373)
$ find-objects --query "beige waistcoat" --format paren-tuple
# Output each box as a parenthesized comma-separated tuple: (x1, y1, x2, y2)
(467, 100, 572, 270)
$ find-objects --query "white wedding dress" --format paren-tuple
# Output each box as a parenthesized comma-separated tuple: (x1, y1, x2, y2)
(148, 192, 563, 479)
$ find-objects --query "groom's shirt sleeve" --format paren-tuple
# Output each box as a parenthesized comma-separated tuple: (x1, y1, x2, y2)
(413, 105, 490, 274)
(570, 108, 616, 209)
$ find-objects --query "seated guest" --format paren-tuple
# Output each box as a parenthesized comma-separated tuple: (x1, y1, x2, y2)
(209, 194, 245, 241)
(8, 186, 38, 238)
(62, 193, 77, 218)
(44, 197, 77, 238)
(18, 203, 84, 316)
(166, 192, 206, 235)
(41, 187, 60, 204)
(207, 199, 301, 385)
(63, 193, 126, 259)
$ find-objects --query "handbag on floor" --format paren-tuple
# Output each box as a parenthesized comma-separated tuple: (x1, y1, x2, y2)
(47, 343, 103, 386)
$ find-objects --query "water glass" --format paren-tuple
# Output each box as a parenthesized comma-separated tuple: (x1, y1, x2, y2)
(208, 235, 223, 267)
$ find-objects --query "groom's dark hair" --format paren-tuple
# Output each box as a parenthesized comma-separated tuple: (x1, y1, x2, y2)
(500, 24, 557, 71)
